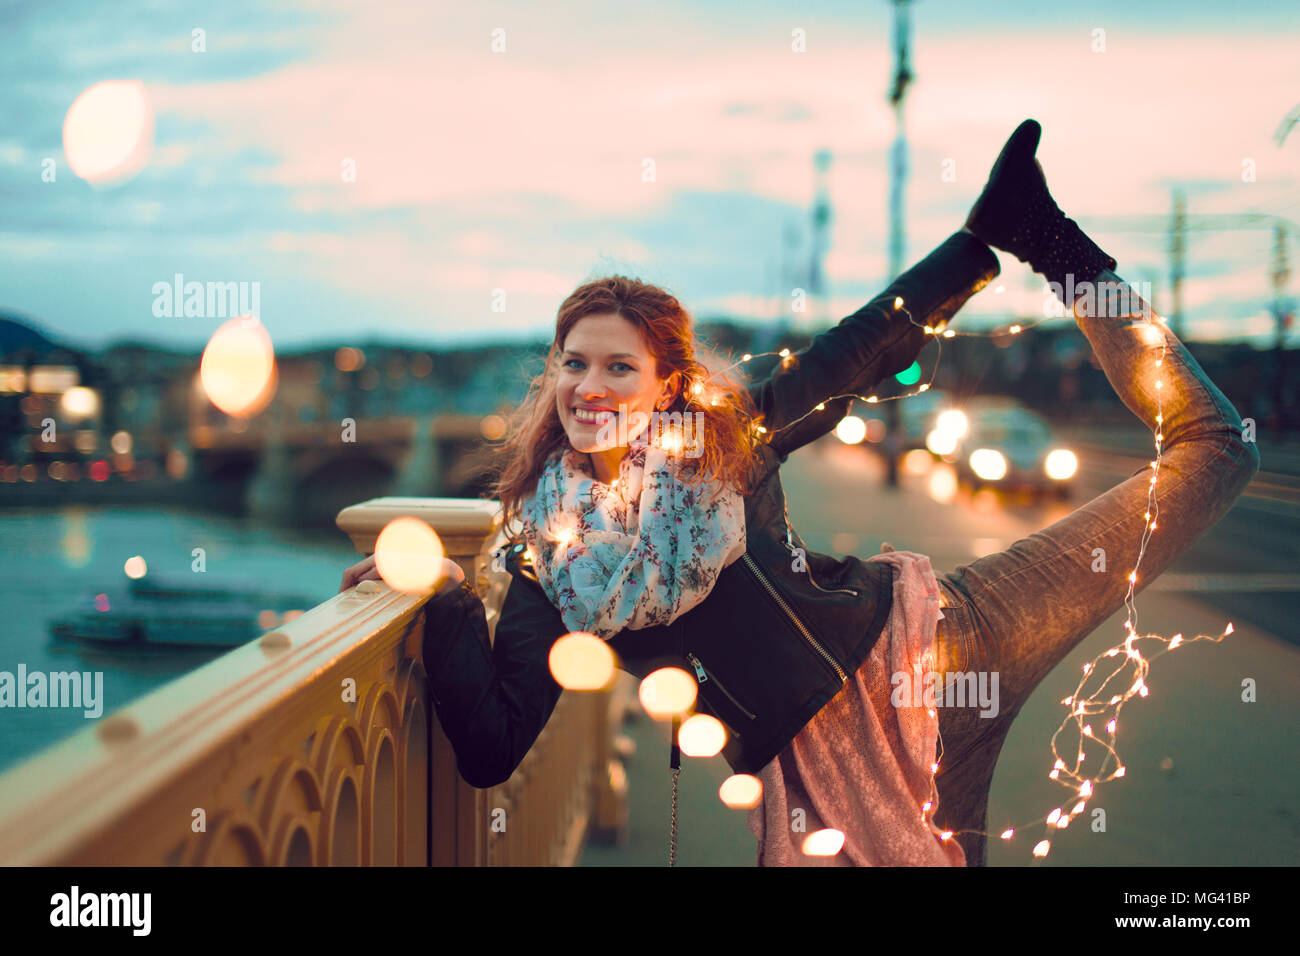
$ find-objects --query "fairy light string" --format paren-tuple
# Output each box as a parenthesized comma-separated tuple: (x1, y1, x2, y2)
(660, 285, 1237, 862)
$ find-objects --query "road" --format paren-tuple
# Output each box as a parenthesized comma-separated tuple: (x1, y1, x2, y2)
(580, 429, 1300, 866)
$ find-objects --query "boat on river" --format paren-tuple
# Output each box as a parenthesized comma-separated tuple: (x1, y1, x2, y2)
(47, 574, 319, 649)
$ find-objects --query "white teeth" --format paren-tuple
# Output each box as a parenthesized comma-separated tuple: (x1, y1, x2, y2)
(573, 408, 614, 424)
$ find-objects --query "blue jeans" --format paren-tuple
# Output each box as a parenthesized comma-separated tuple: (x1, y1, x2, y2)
(926, 270, 1260, 865)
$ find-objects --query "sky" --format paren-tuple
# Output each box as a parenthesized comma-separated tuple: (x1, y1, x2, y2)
(1, 0, 1298, 352)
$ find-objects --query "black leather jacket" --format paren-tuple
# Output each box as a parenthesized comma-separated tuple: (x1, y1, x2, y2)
(422, 230, 1000, 789)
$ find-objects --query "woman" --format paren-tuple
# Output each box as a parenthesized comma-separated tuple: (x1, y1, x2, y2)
(341, 119, 1259, 866)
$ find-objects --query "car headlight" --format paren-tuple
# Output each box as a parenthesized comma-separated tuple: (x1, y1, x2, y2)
(934, 409, 968, 439)
(926, 428, 958, 456)
(1044, 448, 1078, 481)
(969, 448, 1007, 481)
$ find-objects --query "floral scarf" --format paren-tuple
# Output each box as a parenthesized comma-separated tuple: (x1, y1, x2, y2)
(518, 429, 746, 640)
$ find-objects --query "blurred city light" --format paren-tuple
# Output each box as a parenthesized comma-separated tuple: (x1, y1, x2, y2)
(1045, 448, 1079, 480)
(834, 415, 867, 444)
(969, 448, 1008, 481)
(199, 318, 277, 417)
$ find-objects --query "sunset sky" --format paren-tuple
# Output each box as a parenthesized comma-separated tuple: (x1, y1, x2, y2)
(2, 0, 1298, 351)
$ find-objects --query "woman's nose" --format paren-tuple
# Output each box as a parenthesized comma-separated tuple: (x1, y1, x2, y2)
(578, 371, 607, 399)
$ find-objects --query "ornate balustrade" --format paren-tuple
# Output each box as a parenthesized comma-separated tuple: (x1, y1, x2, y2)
(0, 497, 628, 865)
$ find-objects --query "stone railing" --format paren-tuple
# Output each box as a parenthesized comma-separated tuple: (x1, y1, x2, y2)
(0, 497, 628, 865)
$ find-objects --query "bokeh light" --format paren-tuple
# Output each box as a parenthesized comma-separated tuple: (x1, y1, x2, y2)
(718, 774, 763, 809)
(60, 387, 99, 421)
(678, 713, 727, 757)
(834, 415, 866, 444)
(638, 667, 696, 719)
(893, 361, 922, 385)
(1045, 448, 1079, 480)
(373, 517, 446, 593)
(62, 80, 154, 187)
(199, 318, 277, 417)
(801, 828, 845, 857)
(548, 631, 616, 690)
(123, 555, 147, 579)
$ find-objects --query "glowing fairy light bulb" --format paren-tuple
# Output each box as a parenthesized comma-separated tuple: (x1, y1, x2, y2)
(1225, 622, 1234, 635)
(1000, 828, 1014, 840)
(942, 329, 955, 338)
(639, 667, 696, 718)
(1010, 325, 1022, 334)
(866, 396, 879, 403)
(940, 830, 954, 841)
(1106, 718, 1117, 733)
(679, 714, 727, 757)
(921, 800, 932, 813)
(1079, 780, 1092, 797)
(719, 774, 763, 809)
(1046, 808, 1062, 824)
(1115, 767, 1126, 778)
(692, 382, 703, 395)
(802, 829, 846, 857)
(1168, 634, 1183, 649)
(548, 631, 615, 690)
(1032, 840, 1051, 858)
(779, 348, 790, 357)
(742, 353, 752, 362)
(373, 517, 446, 593)
(893, 297, 903, 309)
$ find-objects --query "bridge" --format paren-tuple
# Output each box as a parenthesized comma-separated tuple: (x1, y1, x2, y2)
(0, 496, 632, 866)
(189, 413, 507, 527)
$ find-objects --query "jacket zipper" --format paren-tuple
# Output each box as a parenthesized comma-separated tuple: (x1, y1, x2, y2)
(686, 652, 758, 720)
(742, 552, 848, 684)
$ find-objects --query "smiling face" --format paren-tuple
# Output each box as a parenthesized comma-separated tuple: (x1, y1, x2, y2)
(555, 312, 679, 482)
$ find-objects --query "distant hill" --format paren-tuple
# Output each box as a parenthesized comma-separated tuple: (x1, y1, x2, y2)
(0, 313, 68, 358)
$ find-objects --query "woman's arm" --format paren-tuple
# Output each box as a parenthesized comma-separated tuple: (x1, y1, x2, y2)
(420, 563, 568, 789)
(747, 230, 1000, 460)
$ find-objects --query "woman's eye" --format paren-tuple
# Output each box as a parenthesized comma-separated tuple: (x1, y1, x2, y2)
(562, 358, 633, 373)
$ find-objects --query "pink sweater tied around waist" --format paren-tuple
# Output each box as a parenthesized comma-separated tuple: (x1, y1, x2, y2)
(746, 547, 966, 866)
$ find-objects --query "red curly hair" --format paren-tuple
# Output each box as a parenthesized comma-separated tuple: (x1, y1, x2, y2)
(491, 275, 761, 534)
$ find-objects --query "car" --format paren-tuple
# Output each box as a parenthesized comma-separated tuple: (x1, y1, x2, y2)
(926, 398, 1079, 500)
(849, 387, 950, 453)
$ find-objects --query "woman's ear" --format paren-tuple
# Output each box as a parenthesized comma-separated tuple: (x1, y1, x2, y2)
(659, 371, 682, 409)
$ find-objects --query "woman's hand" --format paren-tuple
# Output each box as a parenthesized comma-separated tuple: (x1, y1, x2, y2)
(340, 554, 466, 597)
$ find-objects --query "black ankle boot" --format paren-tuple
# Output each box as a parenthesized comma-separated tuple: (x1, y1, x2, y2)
(964, 119, 1117, 305)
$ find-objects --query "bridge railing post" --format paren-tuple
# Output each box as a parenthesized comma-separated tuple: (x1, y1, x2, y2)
(335, 495, 628, 865)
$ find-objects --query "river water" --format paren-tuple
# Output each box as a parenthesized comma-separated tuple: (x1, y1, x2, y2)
(0, 505, 359, 776)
